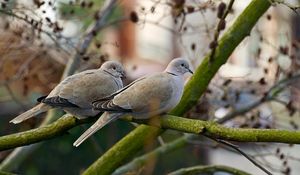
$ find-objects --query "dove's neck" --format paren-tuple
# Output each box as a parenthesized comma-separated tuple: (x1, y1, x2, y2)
(102, 69, 118, 78)
(164, 66, 182, 77)
(164, 66, 185, 89)
(101, 69, 123, 89)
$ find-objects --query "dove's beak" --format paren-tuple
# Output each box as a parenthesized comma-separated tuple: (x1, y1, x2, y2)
(188, 68, 194, 74)
(121, 71, 126, 79)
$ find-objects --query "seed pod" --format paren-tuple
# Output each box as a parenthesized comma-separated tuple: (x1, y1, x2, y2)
(223, 79, 231, 86)
(209, 41, 218, 49)
(217, 19, 226, 31)
(130, 11, 139, 23)
(82, 56, 90, 61)
(186, 6, 194, 13)
(191, 43, 196, 51)
(217, 2, 226, 18)
(259, 78, 266, 85)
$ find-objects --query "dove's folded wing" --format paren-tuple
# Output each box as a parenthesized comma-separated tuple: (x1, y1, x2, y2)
(40, 96, 80, 108)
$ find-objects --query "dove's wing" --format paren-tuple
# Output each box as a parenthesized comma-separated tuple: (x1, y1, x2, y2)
(93, 76, 146, 103)
(40, 96, 79, 108)
(73, 112, 122, 147)
(43, 70, 122, 108)
(93, 73, 183, 118)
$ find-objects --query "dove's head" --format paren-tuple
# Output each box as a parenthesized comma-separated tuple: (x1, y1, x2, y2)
(165, 58, 193, 75)
(100, 61, 126, 78)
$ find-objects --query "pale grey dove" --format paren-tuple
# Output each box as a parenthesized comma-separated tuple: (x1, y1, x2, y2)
(73, 58, 193, 147)
(10, 61, 125, 124)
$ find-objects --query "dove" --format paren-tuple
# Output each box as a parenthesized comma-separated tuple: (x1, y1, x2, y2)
(10, 61, 125, 124)
(73, 58, 193, 147)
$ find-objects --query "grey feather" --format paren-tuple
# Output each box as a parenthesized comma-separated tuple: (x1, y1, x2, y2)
(73, 113, 122, 147)
(10, 103, 51, 124)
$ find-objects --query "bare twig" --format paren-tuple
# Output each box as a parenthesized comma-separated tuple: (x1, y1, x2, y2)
(3, 84, 26, 110)
(209, 0, 235, 63)
(0, 9, 70, 52)
(0, 53, 40, 86)
(167, 165, 252, 175)
(218, 74, 300, 123)
(112, 134, 194, 175)
(208, 137, 272, 175)
(269, 0, 300, 14)
(62, 0, 118, 78)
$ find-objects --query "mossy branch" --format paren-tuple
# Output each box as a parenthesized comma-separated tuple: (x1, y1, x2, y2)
(83, 114, 300, 175)
(2, 114, 300, 151)
(0, 115, 93, 151)
(112, 134, 194, 175)
(167, 165, 252, 175)
(170, 0, 271, 116)
(84, 0, 272, 174)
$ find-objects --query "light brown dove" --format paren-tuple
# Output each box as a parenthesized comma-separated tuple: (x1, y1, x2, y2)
(10, 61, 125, 124)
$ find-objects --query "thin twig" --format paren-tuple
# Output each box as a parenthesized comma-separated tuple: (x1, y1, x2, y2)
(112, 134, 193, 175)
(3, 84, 26, 110)
(0, 9, 70, 52)
(218, 74, 300, 123)
(0, 53, 40, 86)
(209, 137, 272, 175)
(167, 165, 252, 175)
(209, 0, 235, 63)
(62, 0, 118, 78)
(270, 0, 300, 14)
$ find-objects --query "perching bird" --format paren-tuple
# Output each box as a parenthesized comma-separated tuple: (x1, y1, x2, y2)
(73, 58, 193, 147)
(10, 61, 125, 124)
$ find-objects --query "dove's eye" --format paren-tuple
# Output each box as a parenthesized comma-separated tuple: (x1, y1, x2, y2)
(112, 66, 116, 70)
(181, 63, 184, 67)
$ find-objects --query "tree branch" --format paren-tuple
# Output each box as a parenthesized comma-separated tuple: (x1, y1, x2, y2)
(0, 170, 16, 175)
(112, 134, 195, 175)
(208, 138, 272, 175)
(209, 0, 235, 63)
(1, 114, 300, 151)
(0, 115, 93, 151)
(218, 73, 300, 123)
(83, 0, 272, 174)
(167, 165, 252, 175)
(270, 0, 300, 14)
(62, 0, 117, 78)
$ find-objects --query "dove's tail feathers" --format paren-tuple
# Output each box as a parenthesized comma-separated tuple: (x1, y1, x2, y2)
(10, 103, 51, 124)
(73, 113, 121, 147)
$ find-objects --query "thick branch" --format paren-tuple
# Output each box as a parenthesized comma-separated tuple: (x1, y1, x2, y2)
(112, 134, 194, 175)
(159, 115, 300, 143)
(0, 115, 93, 151)
(2, 114, 300, 151)
(170, 0, 271, 116)
(83, 0, 272, 174)
(167, 165, 252, 175)
(0, 171, 16, 175)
